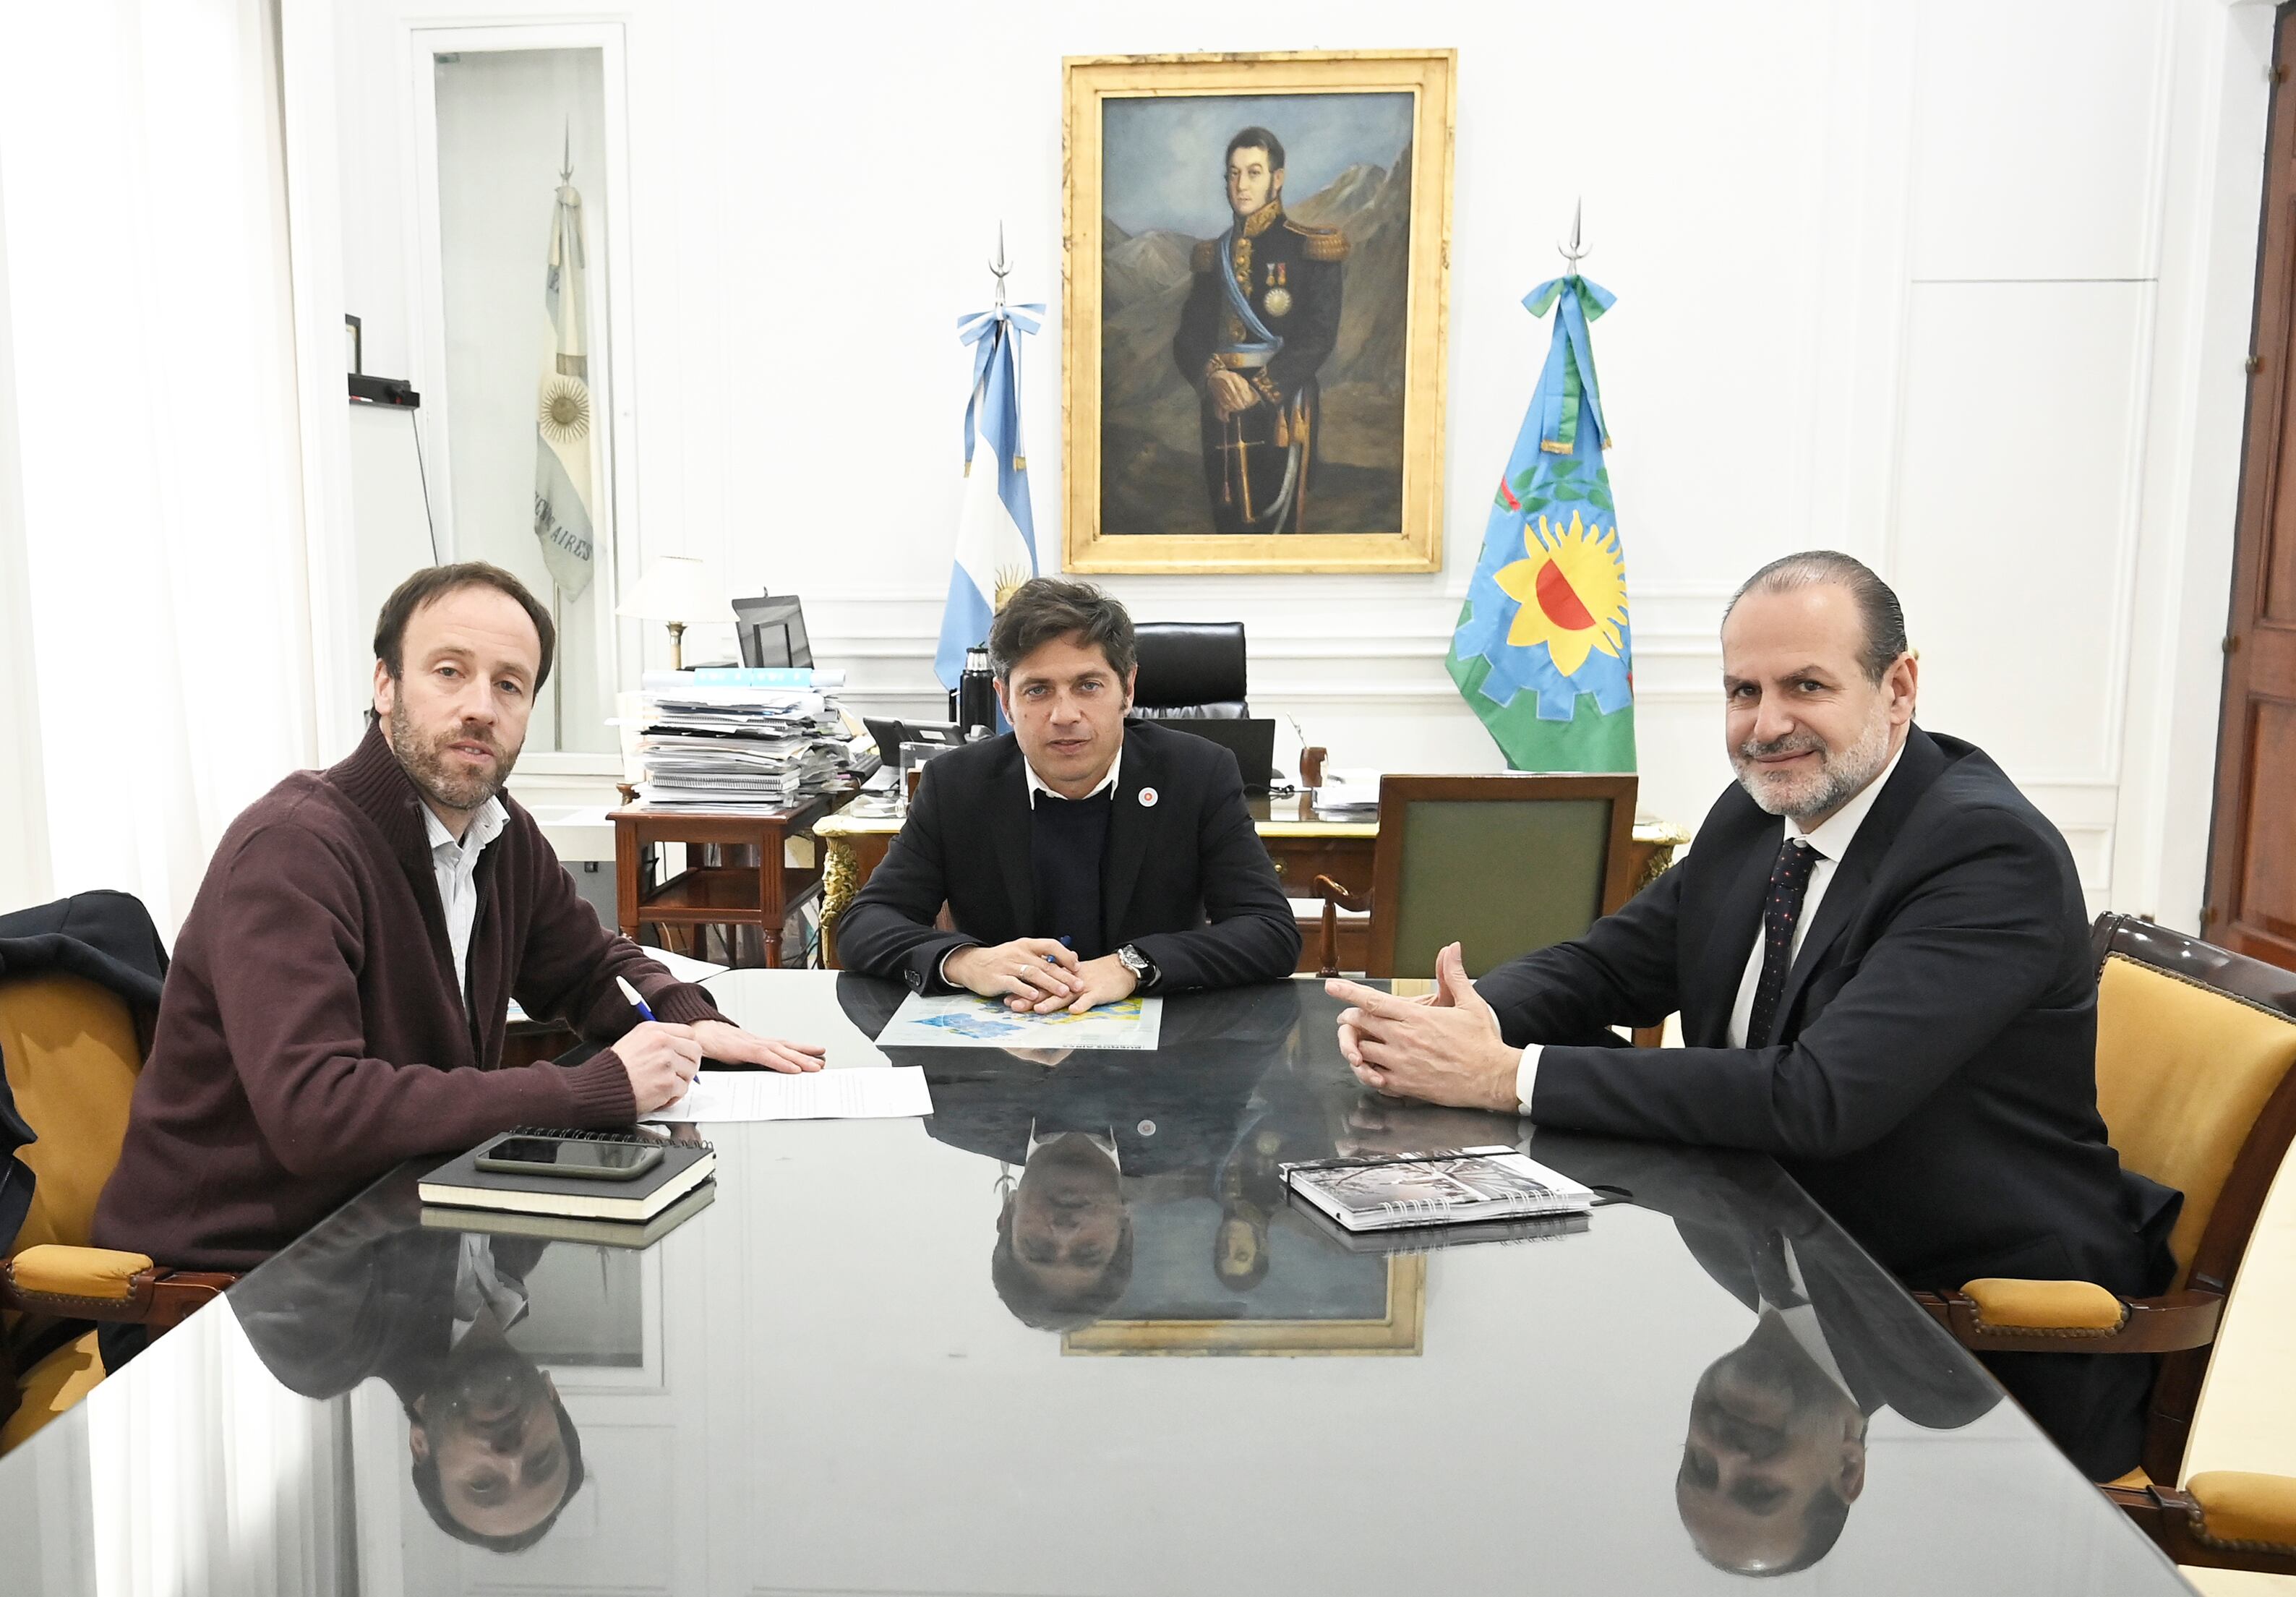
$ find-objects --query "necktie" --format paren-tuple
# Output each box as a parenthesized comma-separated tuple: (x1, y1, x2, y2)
(1746, 836, 1820, 1050)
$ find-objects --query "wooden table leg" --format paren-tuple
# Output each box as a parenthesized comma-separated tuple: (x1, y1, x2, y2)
(614, 817, 641, 939)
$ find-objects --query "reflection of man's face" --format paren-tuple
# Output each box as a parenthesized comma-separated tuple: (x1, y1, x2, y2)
(410, 1337, 571, 1543)
(1008, 1133, 1127, 1296)
(1226, 145, 1282, 218)
(1676, 1313, 1866, 1574)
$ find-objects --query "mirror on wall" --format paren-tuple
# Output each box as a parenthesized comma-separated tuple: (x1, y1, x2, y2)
(431, 44, 617, 755)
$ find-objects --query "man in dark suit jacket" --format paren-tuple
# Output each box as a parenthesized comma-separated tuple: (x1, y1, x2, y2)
(839, 578, 1299, 1006)
(1329, 552, 2177, 1480)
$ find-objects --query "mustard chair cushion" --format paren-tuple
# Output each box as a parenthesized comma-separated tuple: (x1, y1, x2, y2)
(9, 1243, 153, 1301)
(1960, 1277, 2128, 1331)
(2185, 1471, 2296, 1550)
(2094, 955, 2296, 1287)
(0, 972, 142, 1254)
(0, 1329, 104, 1456)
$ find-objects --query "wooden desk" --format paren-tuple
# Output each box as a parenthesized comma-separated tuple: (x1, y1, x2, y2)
(612, 790, 857, 969)
(813, 796, 1691, 972)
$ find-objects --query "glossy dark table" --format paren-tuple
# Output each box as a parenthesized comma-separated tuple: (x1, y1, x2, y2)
(0, 972, 2195, 1595)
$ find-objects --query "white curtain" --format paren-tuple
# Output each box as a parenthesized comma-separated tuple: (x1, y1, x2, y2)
(0, 0, 316, 938)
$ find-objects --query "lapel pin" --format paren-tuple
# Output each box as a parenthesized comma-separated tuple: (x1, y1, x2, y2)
(1139, 787, 1158, 808)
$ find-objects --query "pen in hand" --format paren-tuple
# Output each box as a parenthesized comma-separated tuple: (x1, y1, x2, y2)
(615, 975, 659, 1024)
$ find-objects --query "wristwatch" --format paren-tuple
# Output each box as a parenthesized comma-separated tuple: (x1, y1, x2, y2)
(1115, 944, 1158, 991)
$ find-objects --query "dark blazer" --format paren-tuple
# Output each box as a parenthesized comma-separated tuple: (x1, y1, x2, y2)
(837, 718, 1300, 993)
(1481, 727, 2175, 1478)
(1535, 1136, 1999, 1432)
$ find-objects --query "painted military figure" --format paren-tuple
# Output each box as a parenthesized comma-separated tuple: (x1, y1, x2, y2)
(1172, 127, 1348, 535)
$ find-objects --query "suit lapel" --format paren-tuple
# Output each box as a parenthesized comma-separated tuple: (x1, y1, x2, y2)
(1692, 826, 1779, 1048)
(1100, 724, 1155, 942)
(986, 745, 1037, 933)
(1773, 727, 1946, 1033)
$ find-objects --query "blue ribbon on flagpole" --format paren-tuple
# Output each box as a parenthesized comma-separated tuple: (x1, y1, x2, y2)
(956, 302, 1045, 466)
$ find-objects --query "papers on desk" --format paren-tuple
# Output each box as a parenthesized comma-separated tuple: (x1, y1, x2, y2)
(641, 1066, 934, 1123)
(1310, 768, 1382, 818)
(877, 992, 1165, 1050)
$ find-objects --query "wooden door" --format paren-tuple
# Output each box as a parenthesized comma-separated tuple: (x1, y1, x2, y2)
(2209, 6, 2296, 970)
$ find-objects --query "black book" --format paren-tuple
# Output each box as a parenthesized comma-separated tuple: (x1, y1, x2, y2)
(419, 1128, 716, 1224)
(420, 1179, 718, 1249)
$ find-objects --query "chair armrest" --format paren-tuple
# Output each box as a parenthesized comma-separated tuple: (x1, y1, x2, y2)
(1, 1246, 238, 1330)
(1311, 877, 1371, 980)
(1914, 1282, 2222, 1353)
(2105, 1476, 2296, 1575)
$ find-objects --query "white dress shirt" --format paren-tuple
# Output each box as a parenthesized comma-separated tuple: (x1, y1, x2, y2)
(421, 796, 509, 1004)
(1515, 744, 1906, 1114)
(939, 750, 1125, 983)
(1024, 748, 1123, 807)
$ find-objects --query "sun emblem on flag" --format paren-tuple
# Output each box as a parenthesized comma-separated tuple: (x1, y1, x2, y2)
(539, 374, 591, 445)
(993, 565, 1032, 611)
(1494, 510, 1629, 677)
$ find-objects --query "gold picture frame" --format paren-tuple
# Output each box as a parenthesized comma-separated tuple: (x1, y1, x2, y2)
(1061, 50, 1456, 574)
(1060, 1255, 1426, 1356)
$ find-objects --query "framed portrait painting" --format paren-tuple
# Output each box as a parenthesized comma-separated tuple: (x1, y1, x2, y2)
(1062, 50, 1455, 574)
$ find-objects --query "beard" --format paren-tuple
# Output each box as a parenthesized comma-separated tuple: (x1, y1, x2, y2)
(387, 695, 519, 815)
(1731, 703, 1890, 821)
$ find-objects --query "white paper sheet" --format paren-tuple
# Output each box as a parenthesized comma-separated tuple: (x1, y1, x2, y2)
(875, 993, 1165, 1050)
(641, 1066, 933, 1123)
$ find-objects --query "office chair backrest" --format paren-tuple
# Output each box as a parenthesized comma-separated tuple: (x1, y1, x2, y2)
(2089, 914, 2296, 1293)
(0, 972, 142, 1256)
(1370, 774, 1640, 980)
(1131, 622, 1246, 719)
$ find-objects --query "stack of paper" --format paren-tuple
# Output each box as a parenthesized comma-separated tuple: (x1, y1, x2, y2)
(622, 673, 857, 807)
(1311, 769, 1383, 819)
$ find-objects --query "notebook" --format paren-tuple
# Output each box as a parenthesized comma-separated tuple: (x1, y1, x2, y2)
(419, 1178, 718, 1249)
(419, 1129, 716, 1224)
(1282, 1144, 1596, 1233)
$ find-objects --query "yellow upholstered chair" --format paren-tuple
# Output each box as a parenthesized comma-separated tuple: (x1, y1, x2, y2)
(1911, 914, 2296, 1575)
(0, 970, 234, 1453)
(1309, 773, 1640, 981)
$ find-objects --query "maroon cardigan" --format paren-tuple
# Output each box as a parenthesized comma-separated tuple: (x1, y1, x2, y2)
(93, 726, 727, 1270)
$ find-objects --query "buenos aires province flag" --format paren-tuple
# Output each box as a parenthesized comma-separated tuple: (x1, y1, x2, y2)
(534, 171, 596, 597)
(936, 300, 1044, 689)
(1445, 274, 1635, 772)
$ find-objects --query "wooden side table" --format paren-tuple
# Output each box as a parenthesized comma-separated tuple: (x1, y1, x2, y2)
(612, 792, 855, 969)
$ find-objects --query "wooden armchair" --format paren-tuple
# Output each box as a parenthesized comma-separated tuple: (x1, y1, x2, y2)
(0, 970, 236, 1452)
(1911, 913, 2296, 1573)
(1309, 773, 1639, 980)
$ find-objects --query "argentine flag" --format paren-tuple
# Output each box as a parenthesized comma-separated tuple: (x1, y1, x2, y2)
(936, 299, 1044, 688)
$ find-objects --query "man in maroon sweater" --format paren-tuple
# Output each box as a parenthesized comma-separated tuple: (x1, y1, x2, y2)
(94, 563, 823, 1286)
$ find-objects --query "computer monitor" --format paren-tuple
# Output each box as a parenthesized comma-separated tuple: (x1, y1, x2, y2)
(1155, 717, 1279, 793)
(732, 594, 813, 669)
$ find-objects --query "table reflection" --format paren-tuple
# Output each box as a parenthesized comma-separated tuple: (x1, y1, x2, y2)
(229, 1177, 614, 1554)
(0, 974, 2192, 1596)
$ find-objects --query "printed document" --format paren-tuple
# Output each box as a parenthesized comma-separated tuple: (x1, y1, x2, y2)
(875, 993, 1164, 1050)
(642, 1066, 933, 1123)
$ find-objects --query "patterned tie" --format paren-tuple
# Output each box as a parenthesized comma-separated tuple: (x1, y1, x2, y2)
(1746, 836, 1821, 1050)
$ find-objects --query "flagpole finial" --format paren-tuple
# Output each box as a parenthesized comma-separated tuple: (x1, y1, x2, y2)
(1557, 199, 1588, 277)
(990, 223, 1011, 310)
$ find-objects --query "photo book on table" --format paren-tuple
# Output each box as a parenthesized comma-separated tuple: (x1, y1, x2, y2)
(1282, 1144, 1597, 1233)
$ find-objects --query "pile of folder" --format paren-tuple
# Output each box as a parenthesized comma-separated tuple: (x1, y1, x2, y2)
(628, 673, 855, 808)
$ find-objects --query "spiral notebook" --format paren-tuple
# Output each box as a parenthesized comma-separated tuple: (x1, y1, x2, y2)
(1282, 1144, 1595, 1233)
(419, 1129, 716, 1224)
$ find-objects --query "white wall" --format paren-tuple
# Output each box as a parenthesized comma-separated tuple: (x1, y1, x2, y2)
(309, 0, 2269, 927)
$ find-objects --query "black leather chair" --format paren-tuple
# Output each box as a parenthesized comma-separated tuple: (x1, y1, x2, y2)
(1131, 622, 1247, 720)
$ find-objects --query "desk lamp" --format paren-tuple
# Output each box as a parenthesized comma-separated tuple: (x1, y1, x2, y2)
(617, 555, 735, 671)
